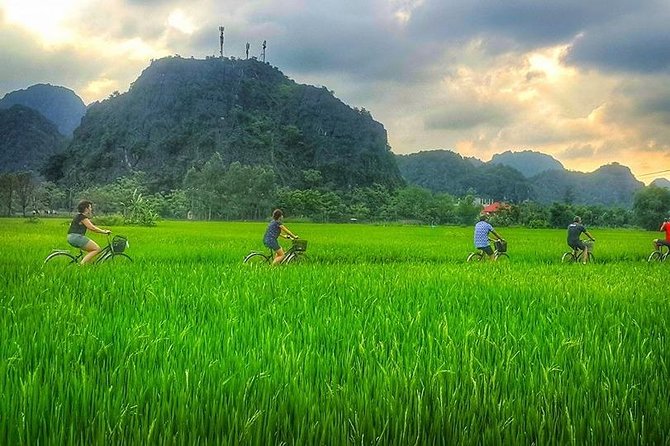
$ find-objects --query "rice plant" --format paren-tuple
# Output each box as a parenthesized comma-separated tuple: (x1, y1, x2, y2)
(0, 218, 668, 444)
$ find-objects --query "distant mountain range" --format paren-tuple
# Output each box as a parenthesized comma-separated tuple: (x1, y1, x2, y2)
(490, 150, 564, 177)
(0, 84, 86, 136)
(396, 150, 644, 207)
(651, 178, 670, 189)
(0, 61, 664, 208)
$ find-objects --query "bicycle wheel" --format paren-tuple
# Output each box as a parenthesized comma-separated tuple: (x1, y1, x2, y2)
(648, 251, 662, 262)
(106, 253, 133, 263)
(495, 252, 509, 261)
(561, 252, 576, 263)
(284, 252, 307, 264)
(467, 252, 483, 262)
(243, 252, 271, 265)
(44, 251, 78, 265)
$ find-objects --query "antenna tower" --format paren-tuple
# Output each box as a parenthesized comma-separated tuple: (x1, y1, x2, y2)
(245, 42, 250, 59)
(219, 26, 225, 57)
(261, 40, 267, 62)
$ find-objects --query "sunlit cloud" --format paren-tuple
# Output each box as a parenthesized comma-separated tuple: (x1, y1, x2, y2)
(0, 0, 669, 181)
(1, 0, 81, 46)
(167, 8, 196, 34)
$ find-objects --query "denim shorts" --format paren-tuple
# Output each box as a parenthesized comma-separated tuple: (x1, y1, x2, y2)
(67, 233, 90, 249)
(263, 237, 280, 251)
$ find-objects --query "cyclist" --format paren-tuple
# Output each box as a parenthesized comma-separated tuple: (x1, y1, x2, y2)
(567, 216, 595, 264)
(652, 217, 670, 252)
(263, 209, 298, 265)
(67, 200, 111, 264)
(473, 214, 504, 260)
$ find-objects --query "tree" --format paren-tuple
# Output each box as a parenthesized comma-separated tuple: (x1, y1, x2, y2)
(456, 195, 481, 225)
(14, 171, 37, 217)
(633, 186, 670, 230)
(548, 202, 573, 229)
(0, 173, 16, 216)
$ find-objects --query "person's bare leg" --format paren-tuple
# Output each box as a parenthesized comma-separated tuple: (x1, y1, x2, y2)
(583, 247, 589, 264)
(272, 248, 285, 266)
(80, 240, 101, 264)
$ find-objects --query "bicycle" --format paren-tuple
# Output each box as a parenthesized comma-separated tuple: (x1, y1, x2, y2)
(44, 234, 132, 265)
(243, 237, 308, 265)
(467, 239, 509, 262)
(648, 244, 670, 262)
(561, 240, 594, 263)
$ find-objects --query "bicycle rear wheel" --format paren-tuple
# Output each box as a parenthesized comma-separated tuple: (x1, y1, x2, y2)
(244, 252, 271, 265)
(44, 251, 78, 266)
(561, 252, 575, 263)
(467, 252, 483, 262)
(648, 251, 662, 262)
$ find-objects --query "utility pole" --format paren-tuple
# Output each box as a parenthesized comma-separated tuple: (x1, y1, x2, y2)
(219, 26, 225, 57)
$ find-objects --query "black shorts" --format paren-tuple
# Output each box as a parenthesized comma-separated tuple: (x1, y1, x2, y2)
(569, 240, 586, 251)
(477, 245, 494, 255)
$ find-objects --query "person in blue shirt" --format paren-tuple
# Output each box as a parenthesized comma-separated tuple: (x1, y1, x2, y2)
(263, 209, 298, 265)
(473, 214, 504, 260)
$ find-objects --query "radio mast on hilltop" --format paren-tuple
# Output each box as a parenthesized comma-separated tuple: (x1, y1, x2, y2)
(245, 42, 250, 59)
(261, 40, 267, 62)
(219, 26, 225, 57)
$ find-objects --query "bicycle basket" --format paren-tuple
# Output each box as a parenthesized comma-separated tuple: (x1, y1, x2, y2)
(494, 239, 507, 253)
(112, 235, 128, 253)
(292, 239, 307, 252)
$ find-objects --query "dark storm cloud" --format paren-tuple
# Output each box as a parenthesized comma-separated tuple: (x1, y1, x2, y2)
(565, 13, 670, 73)
(425, 103, 511, 130)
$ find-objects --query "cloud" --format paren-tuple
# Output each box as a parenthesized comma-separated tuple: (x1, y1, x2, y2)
(560, 144, 596, 160)
(1, 0, 670, 181)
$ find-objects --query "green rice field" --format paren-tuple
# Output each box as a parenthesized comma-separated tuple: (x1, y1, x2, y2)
(1, 218, 669, 444)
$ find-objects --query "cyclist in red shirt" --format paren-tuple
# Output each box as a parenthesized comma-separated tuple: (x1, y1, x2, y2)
(653, 218, 670, 251)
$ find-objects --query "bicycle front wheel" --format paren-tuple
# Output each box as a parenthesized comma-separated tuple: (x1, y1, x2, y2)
(44, 251, 78, 266)
(106, 253, 133, 263)
(467, 252, 483, 262)
(244, 252, 271, 265)
(495, 252, 509, 261)
(283, 252, 307, 264)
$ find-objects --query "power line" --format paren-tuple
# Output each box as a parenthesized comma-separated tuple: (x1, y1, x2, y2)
(638, 169, 670, 177)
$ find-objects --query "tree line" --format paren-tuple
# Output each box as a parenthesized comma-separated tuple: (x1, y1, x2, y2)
(1, 161, 669, 230)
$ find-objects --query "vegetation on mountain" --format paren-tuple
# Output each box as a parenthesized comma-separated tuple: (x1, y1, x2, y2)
(530, 163, 644, 207)
(0, 105, 67, 173)
(0, 83, 85, 136)
(50, 56, 402, 192)
(396, 150, 644, 208)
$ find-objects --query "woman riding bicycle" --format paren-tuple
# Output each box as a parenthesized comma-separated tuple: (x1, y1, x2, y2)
(67, 200, 111, 264)
(263, 209, 298, 265)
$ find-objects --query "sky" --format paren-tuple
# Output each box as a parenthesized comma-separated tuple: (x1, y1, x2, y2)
(1, 0, 669, 182)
